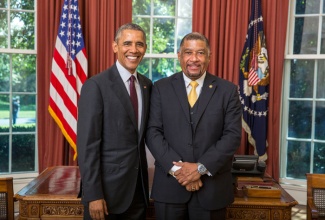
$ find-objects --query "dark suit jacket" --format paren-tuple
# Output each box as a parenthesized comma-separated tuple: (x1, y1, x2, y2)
(77, 63, 152, 214)
(146, 72, 242, 210)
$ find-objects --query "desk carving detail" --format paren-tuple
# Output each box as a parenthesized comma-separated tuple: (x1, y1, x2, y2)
(43, 205, 84, 216)
(227, 209, 269, 219)
(227, 208, 291, 220)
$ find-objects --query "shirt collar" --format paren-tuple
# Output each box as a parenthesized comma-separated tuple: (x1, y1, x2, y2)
(116, 60, 138, 83)
(183, 72, 206, 87)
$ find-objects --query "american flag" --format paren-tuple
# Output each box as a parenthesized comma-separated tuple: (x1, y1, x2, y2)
(48, 0, 87, 160)
(239, 0, 269, 161)
(248, 51, 261, 85)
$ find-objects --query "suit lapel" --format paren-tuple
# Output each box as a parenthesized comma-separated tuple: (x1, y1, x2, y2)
(194, 73, 218, 131)
(172, 73, 190, 123)
(138, 74, 150, 138)
(109, 66, 138, 130)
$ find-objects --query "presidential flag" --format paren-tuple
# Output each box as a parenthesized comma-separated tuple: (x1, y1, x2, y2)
(239, 0, 269, 161)
(48, 0, 87, 160)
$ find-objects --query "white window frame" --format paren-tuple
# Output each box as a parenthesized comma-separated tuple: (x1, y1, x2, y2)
(132, 0, 193, 80)
(0, 0, 38, 179)
(280, 0, 325, 204)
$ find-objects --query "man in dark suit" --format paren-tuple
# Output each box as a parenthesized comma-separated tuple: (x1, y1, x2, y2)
(146, 32, 242, 220)
(77, 23, 152, 220)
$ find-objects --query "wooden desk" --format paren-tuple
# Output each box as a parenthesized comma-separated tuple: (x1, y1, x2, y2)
(227, 180, 298, 220)
(15, 166, 83, 219)
(15, 166, 297, 220)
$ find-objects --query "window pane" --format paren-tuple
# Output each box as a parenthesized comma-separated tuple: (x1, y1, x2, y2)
(10, 0, 34, 10)
(287, 140, 310, 179)
(10, 11, 35, 49)
(0, 94, 10, 131)
(321, 17, 325, 53)
(290, 60, 314, 98)
(288, 101, 312, 138)
(153, 18, 175, 53)
(0, 135, 9, 173)
(317, 60, 325, 98)
(0, 53, 10, 92)
(178, 0, 192, 17)
(296, 0, 320, 14)
(152, 58, 175, 82)
(314, 142, 325, 173)
(154, 0, 175, 16)
(0, 10, 8, 48)
(138, 58, 150, 79)
(138, 58, 180, 82)
(133, 17, 151, 53)
(176, 18, 192, 50)
(294, 17, 319, 54)
(12, 94, 36, 131)
(175, 59, 181, 72)
(132, 0, 150, 15)
(12, 54, 36, 92)
(0, 0, 8, 8)
(315, 101, 325, 139)
(12, 134, 35, 172)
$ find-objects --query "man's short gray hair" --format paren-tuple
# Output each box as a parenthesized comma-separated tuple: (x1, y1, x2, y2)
(115, 23, 146, 43)
(179, 32, 210, 53)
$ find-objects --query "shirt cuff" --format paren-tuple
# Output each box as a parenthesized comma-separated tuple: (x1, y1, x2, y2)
(169, 162, 182, 178)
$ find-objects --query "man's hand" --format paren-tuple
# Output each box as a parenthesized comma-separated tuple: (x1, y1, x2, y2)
(185, 179, 203, 192)
(173, 161, 201, 186)
(89, 199, 108, 220)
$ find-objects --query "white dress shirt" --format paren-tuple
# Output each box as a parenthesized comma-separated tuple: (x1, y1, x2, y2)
(169, 72, 211, 176)
(116, 60, 142, 130)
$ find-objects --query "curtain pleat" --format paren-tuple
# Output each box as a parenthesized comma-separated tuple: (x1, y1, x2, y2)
(192, 0, 289, 181)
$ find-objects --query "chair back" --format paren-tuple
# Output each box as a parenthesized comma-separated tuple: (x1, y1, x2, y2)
(0, 177, 14, 220)
(307, 173, 325, 220)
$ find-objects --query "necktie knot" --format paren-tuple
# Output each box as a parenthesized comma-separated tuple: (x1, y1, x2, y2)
(130, 75, 136, 83)
(188, 81, 199, 108)
(190, 81, 198, 89)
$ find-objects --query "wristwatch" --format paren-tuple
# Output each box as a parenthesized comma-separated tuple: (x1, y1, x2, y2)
(197, 163, 207, 175)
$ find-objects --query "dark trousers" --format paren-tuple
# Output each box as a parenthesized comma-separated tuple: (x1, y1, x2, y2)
(83, 172, 146, 220)
(154, 193, 226, 220)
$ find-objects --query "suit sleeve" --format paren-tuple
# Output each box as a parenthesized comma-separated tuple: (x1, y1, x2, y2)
(77, 79, 104, 203)
(199, 84, 242, 176)
(146, 83, 182, 173)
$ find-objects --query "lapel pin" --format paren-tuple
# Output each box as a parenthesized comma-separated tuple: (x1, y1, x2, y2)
(144, 86, 147, 89)
(209, 85, 213, 88)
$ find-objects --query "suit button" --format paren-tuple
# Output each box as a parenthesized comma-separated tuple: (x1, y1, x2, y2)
(135, 167, 138, 170)
(190, 111, 194, 115)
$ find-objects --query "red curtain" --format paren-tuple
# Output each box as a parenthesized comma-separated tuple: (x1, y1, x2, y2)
(37, 0, 132, 173)
(192, 0, 289, 181)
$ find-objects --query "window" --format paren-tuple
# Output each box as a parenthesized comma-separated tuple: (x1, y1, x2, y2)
(132, 0, 192, 82)
(281, 0, 325, 183)
(0, 0, 37, 175)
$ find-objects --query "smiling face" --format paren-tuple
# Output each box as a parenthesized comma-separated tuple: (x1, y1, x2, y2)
(112, 29, 147, 73)
(178, 39, 211, 80)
